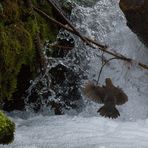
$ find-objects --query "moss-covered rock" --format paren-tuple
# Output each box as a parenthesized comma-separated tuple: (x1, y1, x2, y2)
(0, 0, 58, 109)
(0, 111, 15, 144)
(0, 23, 33, 100)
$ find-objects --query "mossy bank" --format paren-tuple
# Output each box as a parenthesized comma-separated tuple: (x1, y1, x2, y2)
(0, 0, 58, 110)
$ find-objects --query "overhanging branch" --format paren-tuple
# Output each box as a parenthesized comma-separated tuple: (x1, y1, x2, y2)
(33, 6, 148, 71)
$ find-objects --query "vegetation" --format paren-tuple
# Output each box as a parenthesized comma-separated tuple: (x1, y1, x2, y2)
(0, 111, 15, 144)
(0, 0, 58, 105)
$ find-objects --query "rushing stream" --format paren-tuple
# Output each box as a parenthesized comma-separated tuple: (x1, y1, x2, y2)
(1, 0, 148, 147)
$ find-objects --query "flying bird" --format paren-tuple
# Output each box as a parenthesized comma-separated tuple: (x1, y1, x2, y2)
(83, 78, 128, 119)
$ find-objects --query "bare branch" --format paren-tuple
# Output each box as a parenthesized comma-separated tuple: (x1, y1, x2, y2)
(33, 6, 148, 71)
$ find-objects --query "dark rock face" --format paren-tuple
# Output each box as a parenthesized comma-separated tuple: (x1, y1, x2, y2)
(119, 0, 148, 47)
(25, 64, 84, 114)
(3, 65, 31, 111)
(48, 31, 75, 58)
(49, 64, 83, 111)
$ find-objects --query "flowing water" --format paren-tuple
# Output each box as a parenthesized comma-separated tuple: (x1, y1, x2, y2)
(70, 0, 148, 121)
(1, 0, 148, 147)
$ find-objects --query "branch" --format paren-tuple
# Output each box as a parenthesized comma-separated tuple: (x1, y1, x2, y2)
(48, 44, 73, 49)
(33, 7, 124, 57)
(97, 57, 118, 84)
(34, 32, 47, 75)
(33, 6, 148, 71)
(47, 0, 89, 44)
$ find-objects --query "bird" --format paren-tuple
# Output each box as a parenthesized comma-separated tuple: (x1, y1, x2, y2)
(83, 78, 128, 119)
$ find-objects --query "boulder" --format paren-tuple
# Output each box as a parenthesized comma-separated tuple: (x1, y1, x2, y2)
(119, 0, 148, 47)
(26, 64, 84, 114)
(0, 111, 15, 144)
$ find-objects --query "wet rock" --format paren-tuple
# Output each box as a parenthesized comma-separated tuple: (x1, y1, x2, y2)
(48, 101, 63, 115)
(25, 79, 52, 112)
(119, 0, 148, 47)
(46, 31, 75, 58)
(58, 0, 74, 15)
(49, 64, 84, 113)
(25, 64, 84, 114)
(3, 65, 32, 111)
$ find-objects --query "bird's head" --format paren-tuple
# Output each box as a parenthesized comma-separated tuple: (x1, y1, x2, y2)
(105, 78, 113, 88)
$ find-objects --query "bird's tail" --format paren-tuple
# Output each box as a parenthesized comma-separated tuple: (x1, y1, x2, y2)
(97, 105, 120, 119)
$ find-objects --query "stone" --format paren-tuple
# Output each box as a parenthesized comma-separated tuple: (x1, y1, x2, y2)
(0, 111, 15, 144)
(119, 0, 148, 47)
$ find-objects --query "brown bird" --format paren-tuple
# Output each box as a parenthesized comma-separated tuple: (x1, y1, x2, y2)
(83, 78, 128, 119)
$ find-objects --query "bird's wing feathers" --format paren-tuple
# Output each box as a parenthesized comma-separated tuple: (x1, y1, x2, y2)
(113, 87, 128, 105)
(83, 80, 128, 105)
(83, 82, 104, 103)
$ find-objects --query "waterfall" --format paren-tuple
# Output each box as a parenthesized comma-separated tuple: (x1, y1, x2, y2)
(70, 0, 148, 121)
(23, 0, 148, 121)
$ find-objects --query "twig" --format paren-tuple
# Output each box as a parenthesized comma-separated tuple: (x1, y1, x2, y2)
(47, 0, 89, 44)
(34, 32, 47, 75)
(97, 57, 118, 84)
(33, 7, 125, 58)
(33, 7, 148, 71)
(33, 6, 105, 49)
(48, 44, 73, 49)
(47, 0, 107, 50)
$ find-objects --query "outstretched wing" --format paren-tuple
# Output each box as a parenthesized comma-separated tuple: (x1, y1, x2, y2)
(113, 87, 128, 105)
(83, 81, 105, 104)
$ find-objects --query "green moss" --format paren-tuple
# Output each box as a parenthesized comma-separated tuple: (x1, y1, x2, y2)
(0, 0, 58, 104)
(0, 111, 15, 144)
(0, 23, 33, 100)
(0, 0, 20, 24)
